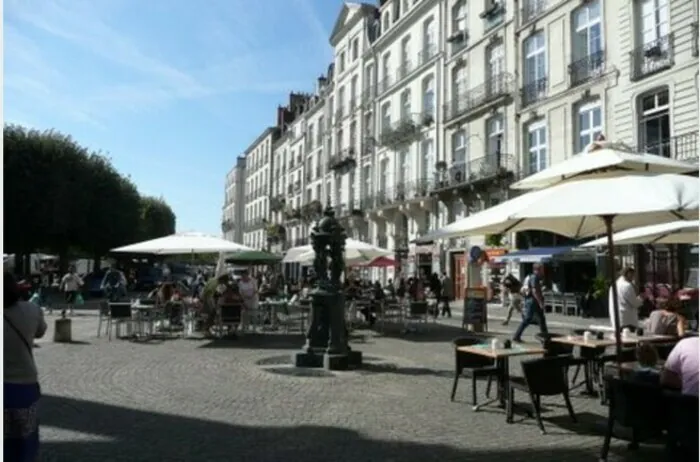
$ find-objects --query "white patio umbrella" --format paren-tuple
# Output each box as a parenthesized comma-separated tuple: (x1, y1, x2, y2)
(283, 238, 392, 264)
(511, 142, 697, 190)
(581, 220, 700, 247)
(111, 232, 252, 255)
(507, 173, 699, 363)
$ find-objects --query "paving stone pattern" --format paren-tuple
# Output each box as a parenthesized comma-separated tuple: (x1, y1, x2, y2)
(37, 311, 662, 462)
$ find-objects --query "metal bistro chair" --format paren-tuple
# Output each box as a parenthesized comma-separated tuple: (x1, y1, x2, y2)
(599, 377, 666, 461)
(105, 302, 134, 341)
(378, 298, 403, 333)
(403, 300, 429, 333)
(506, 356, 577, 434)
(217, 303, 243, 338)
(562, 293, 579, 316)
(450, 336, 500, 408)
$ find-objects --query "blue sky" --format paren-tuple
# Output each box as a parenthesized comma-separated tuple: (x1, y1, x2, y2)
(4, 0, 345, 237)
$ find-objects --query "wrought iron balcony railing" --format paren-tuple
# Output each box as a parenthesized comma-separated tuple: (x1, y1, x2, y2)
(417, 44, 438, 68)
(328, 147, 357, 171)
(630, 33, 674, 81)
(568, 50, 605, 87)
(245, 218, 267, 232)
(378, 113, 434, 149)
(300, 200, 323, 222)
(431, 153, 518, 192)
(378, 73, 394, 94)
(361, 85, 377, 106)
(520, 77, 548, 108)
(396, 60, 414, 82)
(221, 219, 234, 233)
(445, 73, 514, 122)
(284, 208, 302, 221)
(639, 132, 699, 163)
(520, 0, 548, 26)
(270, 196, 286, 212)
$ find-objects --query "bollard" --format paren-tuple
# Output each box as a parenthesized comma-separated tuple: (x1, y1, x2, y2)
(53, 310, 73, 343)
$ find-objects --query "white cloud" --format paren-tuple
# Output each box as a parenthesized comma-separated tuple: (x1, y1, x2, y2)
(3, 0, 328, 122)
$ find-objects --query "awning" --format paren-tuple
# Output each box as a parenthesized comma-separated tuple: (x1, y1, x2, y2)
(492, 246, 595, 264)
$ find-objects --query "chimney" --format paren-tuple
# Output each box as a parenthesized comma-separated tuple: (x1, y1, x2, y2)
(276, 106, 287, 129)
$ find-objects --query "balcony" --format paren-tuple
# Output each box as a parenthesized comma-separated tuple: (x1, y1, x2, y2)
(692, 22, 699, 58)
(245, 218, 267, 232)
(284, 207, 302, 221)
(221, 219, 234, 233)
(301, 200, 323, 222)
(395, 178, 432, 201)
(396, 60, 414, 82)
(378, 113, 434, 149)
(265, 223, 286, 243)
(338, 200, 363, 219)
(328, 147, 357, 172)
(361, 85, 376, 107)
(270, 196, 286, 212)
(447, 31, 468, 57)
(445, 73, 514, 124)
(520, 0, 548, 26)
(639, 132, 699, 164)
(431, 153, 519, 199)
(520, 77, 548, 108)
(629, 33, 674, 81)
(378, 73, 394, 94)
(568, 50, 605, 87)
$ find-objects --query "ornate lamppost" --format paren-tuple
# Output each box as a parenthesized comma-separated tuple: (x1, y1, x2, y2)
(292, 205, 363, 370)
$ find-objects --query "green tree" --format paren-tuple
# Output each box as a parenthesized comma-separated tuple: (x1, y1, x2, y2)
(81, 152, 142, 265)
(139, 196, 177, 240)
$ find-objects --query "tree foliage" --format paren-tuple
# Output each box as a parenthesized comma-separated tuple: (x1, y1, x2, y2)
(3, 124, 177, 268)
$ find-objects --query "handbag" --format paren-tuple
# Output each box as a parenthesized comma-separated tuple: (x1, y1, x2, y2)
(4, 314, 34, 358)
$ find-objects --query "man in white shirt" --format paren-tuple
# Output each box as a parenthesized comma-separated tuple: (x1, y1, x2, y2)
(609, 266, 643, 331)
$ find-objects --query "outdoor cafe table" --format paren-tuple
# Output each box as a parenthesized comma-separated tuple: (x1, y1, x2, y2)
(456, 343, 546, 412)
(550, 334, 676, 394)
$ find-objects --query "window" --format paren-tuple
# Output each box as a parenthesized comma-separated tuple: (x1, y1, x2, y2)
(338, 86, 345, 117)
(400, 36, 412, 75)
(452, 1, 467, 32)
(380, 157, 390, 191)
(350, 75, 358, 110)
(381, 102, 391, 133)
(422, 75, 435, 117)
(524, 32, 546, 84)
(348, 170, 355, 202)
(383, 12, 390, 32)
(339, 52, 346, 73)
(363, 165, 372, 196)
(393, 0, 401, 21)
(315, 184, 321, 200)
(638, 0, 669, 45)
(484, 0, 505, 30)
(486, 115, 504, 157)
(527, 120, 548, 174)
(336, 129, 344, 152)
(351, 38, 359, 61)
(572, 1, 603, 81)
(307, 123, 314, 150)
(423, 17, 436, 54)
(399, 150, 410, 183)
(400, 90, 411, 120)
(349, 121, 357, 151)
(316, 117, 324, 146)
(638, 88, 670, 156)
(421, 138, 435, 180)
(576, 101, 603, 152)
(632, 0, 671, 79)
(523, 32, 547, 104)
(452, 130, 468, 164)
(381, 53, 392, 91)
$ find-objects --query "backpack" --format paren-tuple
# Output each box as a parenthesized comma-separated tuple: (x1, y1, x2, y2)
(520, 274, 532, 297)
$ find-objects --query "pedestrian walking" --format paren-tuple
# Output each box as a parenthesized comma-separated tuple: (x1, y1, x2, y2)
(440, 272, 452, 317)
(512, 264, 548, 342)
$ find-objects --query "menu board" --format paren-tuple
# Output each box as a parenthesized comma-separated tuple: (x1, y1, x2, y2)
(463, 288, 487, 331)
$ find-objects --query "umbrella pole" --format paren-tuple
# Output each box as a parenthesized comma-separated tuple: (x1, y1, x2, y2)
(603, 215, 623, 377)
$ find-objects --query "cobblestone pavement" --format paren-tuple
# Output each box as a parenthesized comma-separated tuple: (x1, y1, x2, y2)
(37, 312, 662, 462)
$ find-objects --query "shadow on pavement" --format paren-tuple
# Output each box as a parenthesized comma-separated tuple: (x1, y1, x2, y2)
(40, 394, 664, 462)
(198, 333, 304, 350)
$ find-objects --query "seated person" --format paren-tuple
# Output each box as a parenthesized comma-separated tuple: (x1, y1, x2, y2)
(661, 336, 699, 396)
(646, 299, 686, 337)
(631, 343, 661, 385)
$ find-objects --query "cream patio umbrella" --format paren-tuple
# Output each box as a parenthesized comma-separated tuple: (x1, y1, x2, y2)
(507, 173, 699, 363)
(581, 220, 700, 247)
(111, 232, 252, 255)
(510, 141, 697, 191)
(284, 238, 393, 264)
